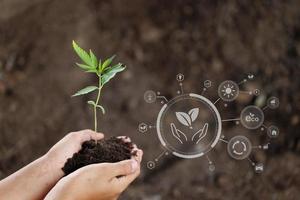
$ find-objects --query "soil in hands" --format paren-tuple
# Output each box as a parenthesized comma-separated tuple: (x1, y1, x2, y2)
(62, 136, 136, 175)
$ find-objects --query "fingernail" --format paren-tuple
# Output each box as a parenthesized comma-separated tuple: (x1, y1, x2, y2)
(131, 159, 138, 173)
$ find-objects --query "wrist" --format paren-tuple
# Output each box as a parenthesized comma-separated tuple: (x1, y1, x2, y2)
(42, 153, 65, 181)
(45, 174, 82, 200)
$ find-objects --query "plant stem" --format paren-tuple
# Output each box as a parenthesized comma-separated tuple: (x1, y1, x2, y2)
(94, 76, 102, 132)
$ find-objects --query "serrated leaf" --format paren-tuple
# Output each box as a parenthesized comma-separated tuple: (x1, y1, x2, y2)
(176, 112, 191, 127)
(72, 86, 98, 97)
(76, 63, 92, 70)
(101, 55, 116, 71)
(103, 63, 122, 73)
(72, 40, 93, 66)
(89, 50, 98, 68)
(101, 64, 126, 86)
(188, 108, 199, 122)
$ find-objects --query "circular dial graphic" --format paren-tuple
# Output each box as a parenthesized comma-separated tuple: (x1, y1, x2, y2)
(156, 93, 222, 158)
(227, 135, 252, 160)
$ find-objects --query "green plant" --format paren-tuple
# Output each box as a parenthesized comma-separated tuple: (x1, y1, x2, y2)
(72, 40, 126, 132)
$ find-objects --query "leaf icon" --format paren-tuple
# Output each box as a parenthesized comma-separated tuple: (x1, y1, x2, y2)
(176, 112, 192, 127)
(188, 108, 199, 122)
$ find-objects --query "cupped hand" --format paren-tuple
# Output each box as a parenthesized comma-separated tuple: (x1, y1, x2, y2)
(45, 129, 104, 176)
(45, 148, 143, 200)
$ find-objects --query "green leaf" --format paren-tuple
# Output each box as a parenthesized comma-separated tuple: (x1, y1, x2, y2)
(89, 50, 98, 68)
(87, 101, 105, 114)
(72, 86, 98, 97)
(103, 63, 121, 73)
(101, 64, 126, 86)
(76, 63, 92, 70)
(98, 59, 102, 71)
(85, 69, 98, 73)
(101, 55, 115, 71)
(72, 40, 93, 66)
(87, 100, 96, 106)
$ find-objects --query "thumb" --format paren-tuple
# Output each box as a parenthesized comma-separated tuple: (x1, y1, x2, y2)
(108, 159, 139, 178)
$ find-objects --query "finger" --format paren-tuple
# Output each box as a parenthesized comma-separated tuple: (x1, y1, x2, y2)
(117, 136, 131, 143)
(133, 149, 143, 163)
(76, 129, 104, 143)
(107, 159, 139, 178)
(131, 144, 138, 154)
(111, 165, 140, 193)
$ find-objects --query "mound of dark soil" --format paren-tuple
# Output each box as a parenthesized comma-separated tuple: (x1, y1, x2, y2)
(62, 137, 136, 175)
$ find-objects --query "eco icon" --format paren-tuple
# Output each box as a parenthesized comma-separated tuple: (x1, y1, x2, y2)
(170, 108, 209, 144)
(245, 112, 259, 122)
(240, 105, 264, 129)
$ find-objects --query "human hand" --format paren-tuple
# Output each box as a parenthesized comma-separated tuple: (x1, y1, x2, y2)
(45, 148, 143, 200)
(45, 129, 104, 177)
(0, 130, 104, 200)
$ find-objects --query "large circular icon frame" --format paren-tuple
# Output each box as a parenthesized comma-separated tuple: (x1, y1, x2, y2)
(156, 93, 222, 159)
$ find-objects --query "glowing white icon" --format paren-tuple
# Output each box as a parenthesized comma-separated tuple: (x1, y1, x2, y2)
(170, 108, 209, 144)
(245, 112, 260, 122)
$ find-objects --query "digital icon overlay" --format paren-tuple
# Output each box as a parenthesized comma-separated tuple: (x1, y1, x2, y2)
(227, 135, 252, 160)
(218, 80, 239, 102)
(139, 74, 279, 173)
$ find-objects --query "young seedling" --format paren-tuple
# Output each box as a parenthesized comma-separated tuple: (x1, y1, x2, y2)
(72, 41, 126, 132)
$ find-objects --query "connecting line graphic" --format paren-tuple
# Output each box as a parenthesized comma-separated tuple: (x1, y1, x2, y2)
(201, 87, 207, 95)
(252, 145, 262, 149)
(261, 124, 267, 129)
(179, 82, 184, 94)
(205, 155, 214, 167)
(238, 79, 247, 85)
(263, 106, 268, 110)
(148, 125, 156, 129)
(239, 91, 253, 95)
(219, 138, 229, 144)
(247, 157, 256, 166)
(154, 150, 169, 162)
(157, 95, 168, 103)
(213, 98, 220, 105)
(222, 118, 240, 122)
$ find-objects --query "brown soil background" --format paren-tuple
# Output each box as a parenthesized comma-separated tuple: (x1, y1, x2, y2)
(1, 0, 300, 199)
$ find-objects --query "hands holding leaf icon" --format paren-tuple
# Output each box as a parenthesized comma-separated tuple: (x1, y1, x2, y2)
(170, 108, 209, 144)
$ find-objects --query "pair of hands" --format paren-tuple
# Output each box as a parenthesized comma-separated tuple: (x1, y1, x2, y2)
(0, 129, 142, 200)
(44, 130, 143, 200)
